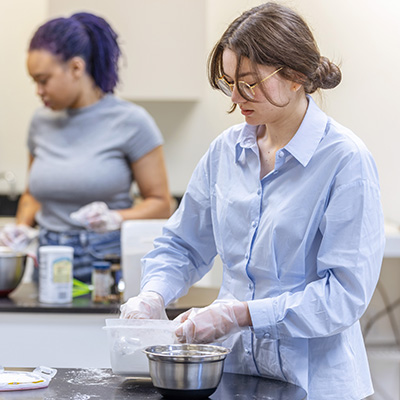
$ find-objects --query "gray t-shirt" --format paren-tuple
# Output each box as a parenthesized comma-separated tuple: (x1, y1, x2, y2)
(28, 94, 163, 232)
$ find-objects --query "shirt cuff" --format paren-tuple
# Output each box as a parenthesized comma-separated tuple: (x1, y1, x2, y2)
(141, 280, 176, 306)
(248, 298, 278, 340)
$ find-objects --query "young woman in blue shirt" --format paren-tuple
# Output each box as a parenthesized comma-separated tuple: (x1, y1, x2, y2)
(120, 3, 385, 399)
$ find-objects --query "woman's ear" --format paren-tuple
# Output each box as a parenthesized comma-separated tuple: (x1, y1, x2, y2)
(68, 56, 86, 79)
(282, 68, 305, 92)
(291, 82, 302, 92)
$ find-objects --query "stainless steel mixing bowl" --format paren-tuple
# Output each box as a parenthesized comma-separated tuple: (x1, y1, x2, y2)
(143, 344, 230, 399)
(0, 247, 27, 296)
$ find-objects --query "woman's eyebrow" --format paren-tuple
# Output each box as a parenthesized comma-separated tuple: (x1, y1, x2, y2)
(224, 71, 254, 79)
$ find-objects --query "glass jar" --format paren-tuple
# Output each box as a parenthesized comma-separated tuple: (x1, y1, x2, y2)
(91, 261, 111, 303)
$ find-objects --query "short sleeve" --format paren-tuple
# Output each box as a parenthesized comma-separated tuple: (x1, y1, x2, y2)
(122, 105, 164, 163)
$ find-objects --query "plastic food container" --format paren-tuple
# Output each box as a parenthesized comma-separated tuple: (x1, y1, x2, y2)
(103, 318, 179, 376)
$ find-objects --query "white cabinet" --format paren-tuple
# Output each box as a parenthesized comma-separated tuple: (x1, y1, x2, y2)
(48, 0, 205, 101)
(0, 313, 112, 368)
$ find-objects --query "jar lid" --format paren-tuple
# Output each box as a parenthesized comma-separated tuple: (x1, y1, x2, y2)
(93, 261, 111, 269)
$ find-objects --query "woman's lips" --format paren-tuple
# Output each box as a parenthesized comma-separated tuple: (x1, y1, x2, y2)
(240, 108, 254, 116)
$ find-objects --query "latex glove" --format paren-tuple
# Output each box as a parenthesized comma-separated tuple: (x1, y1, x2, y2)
(0, 223, 39, 252)
(70, 201, 123, 233)
(175, 300, 250, 344)
(120, 291, 168, 320)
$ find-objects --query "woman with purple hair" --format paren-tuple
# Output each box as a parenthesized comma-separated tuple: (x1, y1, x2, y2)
(0, 12, 171, 282)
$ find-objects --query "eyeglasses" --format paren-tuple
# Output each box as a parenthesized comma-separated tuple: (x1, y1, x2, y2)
(217, 67, 283, 99)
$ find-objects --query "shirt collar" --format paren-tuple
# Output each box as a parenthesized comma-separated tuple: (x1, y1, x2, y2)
(234, 95, 329, 167)
(284, 95, 328, 167)
(235, 124, 259, 163)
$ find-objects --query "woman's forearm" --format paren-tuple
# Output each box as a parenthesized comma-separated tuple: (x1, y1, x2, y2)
(15, 192, 41, 226)
(117, 195, 172, 221)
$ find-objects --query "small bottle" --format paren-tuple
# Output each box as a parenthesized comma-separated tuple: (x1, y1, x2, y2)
(91, 261, 111, 303)
(103, 254, 123, 303)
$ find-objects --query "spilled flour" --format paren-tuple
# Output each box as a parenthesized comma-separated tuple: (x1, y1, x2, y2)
(66, 369, 114, 386)
(71, 394, 96, 400)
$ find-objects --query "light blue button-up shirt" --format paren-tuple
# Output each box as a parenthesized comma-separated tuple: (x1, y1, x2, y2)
(142, 96, 385, 399)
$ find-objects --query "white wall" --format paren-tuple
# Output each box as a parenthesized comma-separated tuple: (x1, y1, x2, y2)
(1, 0, 400, 224)
(0, 0, 46, 193)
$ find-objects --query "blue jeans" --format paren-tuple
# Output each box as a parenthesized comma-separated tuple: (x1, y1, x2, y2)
(36, 228, 121, 284)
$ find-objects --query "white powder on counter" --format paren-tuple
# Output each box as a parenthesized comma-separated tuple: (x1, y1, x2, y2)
(71, 394, 94, 400)
(65, 369, 114, 386)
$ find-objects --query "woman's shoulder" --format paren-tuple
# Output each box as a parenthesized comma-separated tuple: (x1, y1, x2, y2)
(29, 107, 67, 133)
(326, 118, 371, 159)
(323, 118, 379, 183)
(211, 122, 247, 148)
(103, 95, 153, 122)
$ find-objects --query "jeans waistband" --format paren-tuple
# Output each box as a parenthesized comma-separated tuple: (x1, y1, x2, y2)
(39, 228, 120, 247)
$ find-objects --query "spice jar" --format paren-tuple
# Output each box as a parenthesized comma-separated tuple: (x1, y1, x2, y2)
(91, 261, 111, 303)
(103, 254, 124, 303)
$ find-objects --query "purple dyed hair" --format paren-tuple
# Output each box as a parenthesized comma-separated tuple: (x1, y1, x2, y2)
(29, 12, 121, 93)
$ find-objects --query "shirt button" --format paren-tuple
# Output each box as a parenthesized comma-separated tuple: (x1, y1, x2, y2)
(245, 349, 251, 355)
(278, 151, 284, 158)
(257, 189, 261, 195)
(251, 221, 257, 228)
(245, 253, 249, 259)
(248, 283, 253, 290)
(264, 332, 271, 339)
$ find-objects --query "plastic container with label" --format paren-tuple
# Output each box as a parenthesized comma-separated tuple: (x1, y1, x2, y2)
(38, 246, 74, 304)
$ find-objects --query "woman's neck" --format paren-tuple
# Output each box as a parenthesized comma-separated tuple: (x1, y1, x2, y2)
(258, 95, 309, 149)
(70, 76, 105, 109)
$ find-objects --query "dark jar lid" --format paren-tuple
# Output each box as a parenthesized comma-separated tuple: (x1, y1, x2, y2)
(92, 261, 111, 270)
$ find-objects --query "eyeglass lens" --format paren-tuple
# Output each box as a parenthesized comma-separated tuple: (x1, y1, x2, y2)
(217, 79, 233, 97)
(217, 79, 255, 99)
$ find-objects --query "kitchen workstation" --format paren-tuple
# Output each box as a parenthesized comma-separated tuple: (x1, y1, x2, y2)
(1, 0, 400, 399)
(0, 225, 306, 399)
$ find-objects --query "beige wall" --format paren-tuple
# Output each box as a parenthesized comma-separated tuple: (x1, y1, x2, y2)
(1, 0, 400, 223)
(0, 0, 46, 193)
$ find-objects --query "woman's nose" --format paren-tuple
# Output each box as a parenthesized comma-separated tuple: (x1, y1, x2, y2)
(36, 84, 44, 96)
(231, 85, 245, 104)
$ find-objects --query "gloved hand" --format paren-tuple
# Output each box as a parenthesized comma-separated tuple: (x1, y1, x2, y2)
(120, 291, 168, 320)
(0, 223, 39, 252)
(174, 300, 251, 344)
(70, 201, 123, 233)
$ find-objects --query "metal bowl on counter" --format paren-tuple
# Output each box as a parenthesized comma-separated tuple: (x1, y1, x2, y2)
(0, 247, 27, 297)
(143, 344, 231, 399)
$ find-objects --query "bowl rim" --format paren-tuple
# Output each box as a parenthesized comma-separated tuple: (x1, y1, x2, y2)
(143, 343, 231, 363)
(0, 247, 27, 258)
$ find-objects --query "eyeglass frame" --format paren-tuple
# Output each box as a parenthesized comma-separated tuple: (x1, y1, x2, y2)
(217, 67, 283, 99)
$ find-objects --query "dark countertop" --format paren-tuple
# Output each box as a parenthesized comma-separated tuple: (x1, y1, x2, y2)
(0, 368, 307, 399)
(0, 283, 219, 319)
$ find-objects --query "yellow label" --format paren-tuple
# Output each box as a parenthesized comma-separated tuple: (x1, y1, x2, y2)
(52, 258, 72, 283)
